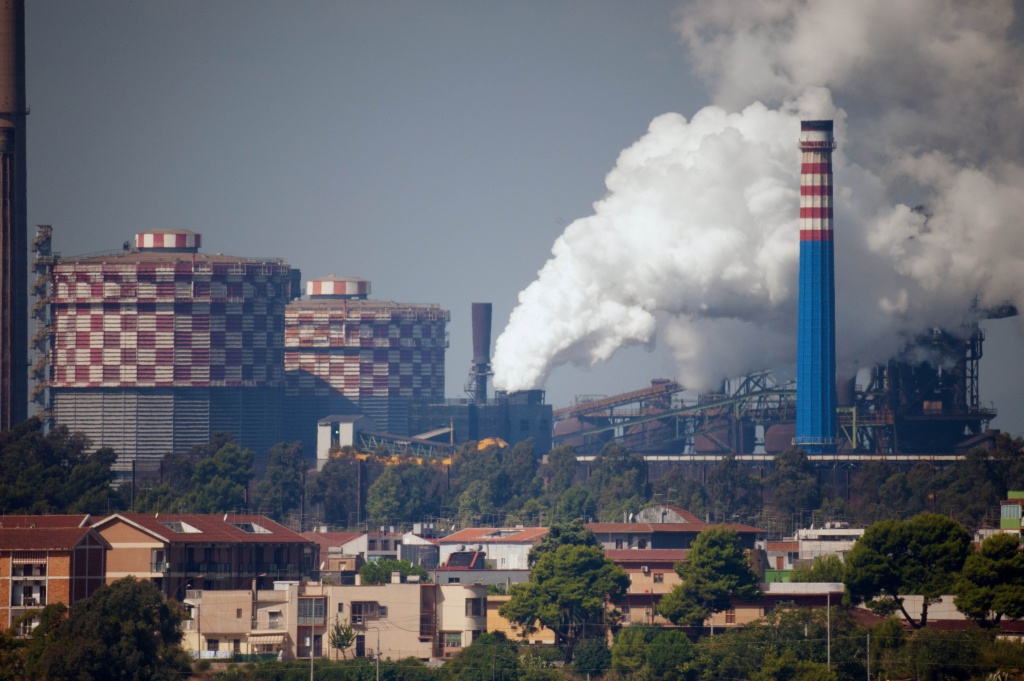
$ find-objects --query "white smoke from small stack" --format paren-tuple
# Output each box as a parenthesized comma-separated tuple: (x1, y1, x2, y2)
(493, 0, 1024, 393)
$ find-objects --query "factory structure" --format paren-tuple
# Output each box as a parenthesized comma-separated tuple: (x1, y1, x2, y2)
(41, 229, 296, 466)
(554, 120, 1011, 464)
(795, 120, 838, 455)
(282, 275, 449, 443)
(0, 2, 1013, 476)
(0, 0, 27, 432)
(27, 229, 551, 468)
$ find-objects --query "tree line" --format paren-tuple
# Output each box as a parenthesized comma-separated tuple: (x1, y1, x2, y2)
(5, 416, 1024, 538)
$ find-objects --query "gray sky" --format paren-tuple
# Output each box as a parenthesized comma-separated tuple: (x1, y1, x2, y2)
(25, 2, 1024, 436)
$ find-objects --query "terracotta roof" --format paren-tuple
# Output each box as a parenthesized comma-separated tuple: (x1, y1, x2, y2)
(767, 541, 800, 551)
(302, 531, 363, 554)
(658, 505, 704, 523)
(0, 515, 92, 528)
(604, 549, 688, 563)
(439, 527, 548, 545)
(587, 522, 765, 534)
(0, 527, 108, 551)
(95, 514, 313, 545)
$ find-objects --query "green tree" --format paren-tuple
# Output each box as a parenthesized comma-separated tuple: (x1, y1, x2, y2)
(366, 466, 402, 524)
(542, 445, 579, 502)
(844, 513, 972, 629)
(704, 455, 763, 525)
(658, 528, 761, 629)
(573, 636, 611, 678)
(686, 607, 860, 681)
(611, 626, 692, 681)
(528, 519, 600, 568)
(954, 532, 1024, 627)
(0, 418, 122, 514)
(359, 558, 429, 585)
(26, 577, 190, 681)
(586, 442, 649, 521)
(789, 554, 846, 583)
(767, 448, 820, 528)
(440, 632, 520, 681)
(500, 543, 629, 663)
(328, 618, 357, 660)
(306, 456, 359, 526)
(251, 441, 305, 521)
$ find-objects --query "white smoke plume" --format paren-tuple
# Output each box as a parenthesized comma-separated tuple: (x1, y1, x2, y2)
(493, 0, 1024, 393)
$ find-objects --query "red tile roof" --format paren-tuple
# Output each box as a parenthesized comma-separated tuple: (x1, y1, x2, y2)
(0, 527, 108, 551)
(0, 515, 92, 528)
(658, 505, 704, 523)
(94, 514, 313, 545)
(587, 521, 765, 534)
(439, 527, 549, 545)
(302, 531, 363, 554)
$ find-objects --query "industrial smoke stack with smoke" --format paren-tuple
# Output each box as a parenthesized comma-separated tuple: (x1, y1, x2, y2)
(493, 0, 1024, 395)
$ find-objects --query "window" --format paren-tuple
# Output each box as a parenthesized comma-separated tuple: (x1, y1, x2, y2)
(444, 632, 462, 649)
(637, 538, 648, 549)
(351, 602, 379, 625)
(725, 608, 736, 624)
(268, 610, 283, 629)
(233, 639, 241, 654)
(465, 598, 484, 617)
(615, 539, 623, 550)
(380, 540, 389, 551)
(338, 603, 344, 613)
(207, 639, 220, 652)
(620, 604, 631, 620)
(368, 539, 378, 551)
(298, 598, 327, 625)
(653, 573, 664, 584)
(1002, 504, 1022, 520)
(236, 609, 243, 619)
(379, 606, 388, 618)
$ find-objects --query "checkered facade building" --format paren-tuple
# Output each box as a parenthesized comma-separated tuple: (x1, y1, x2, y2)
(283, 281, 449, 441)
(51, 261, 289, 389)
(48, 231, 295, 463)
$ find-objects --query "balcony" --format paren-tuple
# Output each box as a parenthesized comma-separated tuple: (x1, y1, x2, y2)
(151, 561, 169, 573)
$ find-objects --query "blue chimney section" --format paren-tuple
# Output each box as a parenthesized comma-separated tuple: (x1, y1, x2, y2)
(795, 120, 837, 454)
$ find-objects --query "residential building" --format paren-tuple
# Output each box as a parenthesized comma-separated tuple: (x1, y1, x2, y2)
(486, 594, 557, 645)
(92, 513, 316, 600)
(1000, 492, 1024, 539)
(795, 522, 864, 562)
(588, 505, 764, 552)
(604, 548, 685, 626)
(0, 519, 109, 632)
(180, 578, 487, 661)
(304, 529, 403, 567)
(437, 526, 548, 569)
(764, 540, 800, 582)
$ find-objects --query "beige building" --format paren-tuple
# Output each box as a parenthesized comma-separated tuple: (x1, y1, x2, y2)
(180, 577, 488, 661)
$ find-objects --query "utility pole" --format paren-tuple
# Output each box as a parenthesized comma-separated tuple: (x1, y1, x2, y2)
(827, 590, 831, 670)
(376, 628, 380, 681)
(867, 632, 871, 681)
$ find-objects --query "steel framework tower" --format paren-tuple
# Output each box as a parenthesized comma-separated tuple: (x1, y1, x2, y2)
(795, 120, 837, 454)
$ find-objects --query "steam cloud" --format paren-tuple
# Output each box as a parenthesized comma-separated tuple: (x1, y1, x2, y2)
(493, 0, 1024, 394)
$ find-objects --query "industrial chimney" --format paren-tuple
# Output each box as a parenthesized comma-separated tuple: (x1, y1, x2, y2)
(0, 0, 27, 430)
(795, 120, 838, 454)
(466, 302, 492, 405)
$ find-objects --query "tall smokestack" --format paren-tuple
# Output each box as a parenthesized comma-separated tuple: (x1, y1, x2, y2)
(467, 302, 492, 404)
(795, 120, 837, 454)
(0, 0, 27, 430)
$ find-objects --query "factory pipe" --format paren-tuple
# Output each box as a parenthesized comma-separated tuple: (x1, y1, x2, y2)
(795, 120, 838, 454)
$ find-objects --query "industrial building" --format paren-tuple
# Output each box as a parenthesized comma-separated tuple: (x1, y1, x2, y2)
(41, 229, 297, 468)
(0, 0, 28, 431)
(283, 275, 449, 446)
